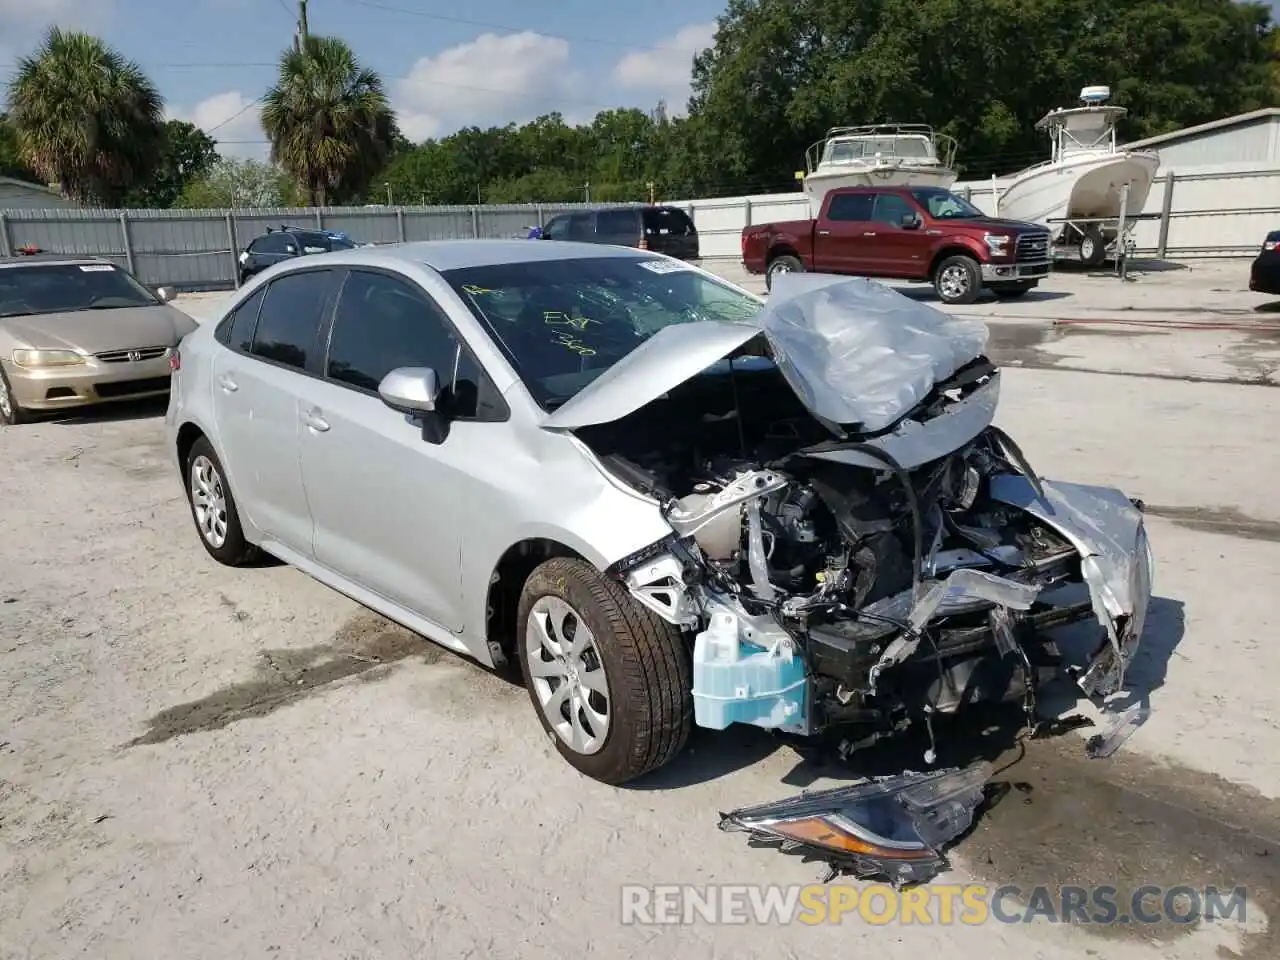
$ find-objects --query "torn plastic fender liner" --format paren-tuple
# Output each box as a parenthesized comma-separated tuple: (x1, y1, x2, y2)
(988, 475, 1154, 699)
(719, 762, 992, 886)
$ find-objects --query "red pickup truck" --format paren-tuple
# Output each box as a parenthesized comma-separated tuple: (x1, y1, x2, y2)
(741, 185, 1053, 305)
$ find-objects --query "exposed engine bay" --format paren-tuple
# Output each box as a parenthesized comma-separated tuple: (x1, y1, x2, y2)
(579, 336, 1152, 759)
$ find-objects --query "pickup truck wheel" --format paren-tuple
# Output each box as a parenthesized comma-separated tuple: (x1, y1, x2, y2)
(991, 283, 1035, 300)
(766, 254, 804, 291)
(933, 255, 981, 305)
(517, 557, 692, 785)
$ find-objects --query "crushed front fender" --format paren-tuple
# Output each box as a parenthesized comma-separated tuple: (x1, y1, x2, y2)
(988, 475, 1155, 699)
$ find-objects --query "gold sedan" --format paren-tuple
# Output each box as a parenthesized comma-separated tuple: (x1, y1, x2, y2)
(0, 256, 199, 424)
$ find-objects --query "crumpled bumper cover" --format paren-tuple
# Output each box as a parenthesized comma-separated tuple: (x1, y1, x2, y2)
(988, 474, 1154, 699)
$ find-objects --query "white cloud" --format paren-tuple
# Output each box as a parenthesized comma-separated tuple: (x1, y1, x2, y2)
(170, 90, 268, 160)
(394, 32, 587, 142)
(612, 22, 715, 115)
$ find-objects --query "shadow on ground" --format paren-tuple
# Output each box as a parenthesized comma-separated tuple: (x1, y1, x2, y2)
(41, 395, 169, 426)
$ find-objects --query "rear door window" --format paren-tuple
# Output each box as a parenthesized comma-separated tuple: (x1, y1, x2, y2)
(594, 209, 640, 244)
(826, 193, 875, 221)
(216, 286, 266, 350)
(643, 208, 695, 237)
(544, 216, 571, 240)
(566, 214, 593, 241)
(251, 269, 340, 371)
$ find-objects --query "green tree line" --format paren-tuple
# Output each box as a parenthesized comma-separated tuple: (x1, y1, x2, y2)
(2, 0, 1277, 210)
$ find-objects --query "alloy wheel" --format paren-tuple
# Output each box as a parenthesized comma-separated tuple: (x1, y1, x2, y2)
(938, 264, 970, 300)
(0, 375, 11, 420)
(190, 454, 229, 549)
(526, 595, 612, 755)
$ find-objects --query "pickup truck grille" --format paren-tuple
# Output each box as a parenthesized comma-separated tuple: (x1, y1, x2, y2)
(1015, 233, 1051, 262)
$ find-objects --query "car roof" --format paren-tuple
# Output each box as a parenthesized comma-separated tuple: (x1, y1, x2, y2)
(275, 239, 656, 272)
(0, 254, 114, 270)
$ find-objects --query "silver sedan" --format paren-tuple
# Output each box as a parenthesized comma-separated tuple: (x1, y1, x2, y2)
(166, 241, 1152, 784)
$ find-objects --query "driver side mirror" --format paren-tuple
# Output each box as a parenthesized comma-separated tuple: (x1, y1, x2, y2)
(154, 285, 176, 303)
(379, 366, 439, 414)
(900, 213, 922, 230)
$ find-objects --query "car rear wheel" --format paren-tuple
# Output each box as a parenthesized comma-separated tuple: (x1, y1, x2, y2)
(933, 254, 981, 305)
(0, 365, 29, 425)
(184, 437, 258, 565)
(517, 557, 692, 784)
(766, 254, 804, 291)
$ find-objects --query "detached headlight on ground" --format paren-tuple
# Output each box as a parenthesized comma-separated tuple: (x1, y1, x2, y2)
(11, 349, 85, 368)
(719, 762, 991, 885)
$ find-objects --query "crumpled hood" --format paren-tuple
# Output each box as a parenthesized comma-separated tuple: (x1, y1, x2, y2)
(541, 272, 990, 434)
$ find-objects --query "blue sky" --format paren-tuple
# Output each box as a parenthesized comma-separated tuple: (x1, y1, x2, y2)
(0, 0, 728, 158)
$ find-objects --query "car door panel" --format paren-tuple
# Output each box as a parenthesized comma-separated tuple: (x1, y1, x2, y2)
(868, 194, 929, 277)
(297, 268, 496, 632)
(812, 192, 876, 274)
(295, 377, 479, 631)
(211, 267, 338, 556)
(210, 352, 308, 550)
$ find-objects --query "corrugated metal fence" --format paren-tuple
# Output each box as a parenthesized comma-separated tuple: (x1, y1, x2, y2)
(0, 203, 626, 290)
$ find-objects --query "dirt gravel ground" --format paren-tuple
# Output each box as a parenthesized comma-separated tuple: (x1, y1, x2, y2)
(3, 283, 1280, 957)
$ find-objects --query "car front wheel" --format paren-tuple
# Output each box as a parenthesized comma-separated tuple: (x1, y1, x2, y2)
(0, 365, 30, 425)
(933, 254, 982, 305)
(517, 557, 692, 784)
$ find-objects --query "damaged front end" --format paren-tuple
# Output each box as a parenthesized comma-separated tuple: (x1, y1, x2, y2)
(571, 274, 1154, 756)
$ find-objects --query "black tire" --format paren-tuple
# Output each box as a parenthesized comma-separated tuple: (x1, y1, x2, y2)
(0, 364, 30, 425)
(765, 254, 804, 291)
(183, 436, 258, 566)
(933, 254, 982, 305)
(517, 557, 692, 784)
(1079, 227, 1107, 267)
(991, 283, 1035, 300)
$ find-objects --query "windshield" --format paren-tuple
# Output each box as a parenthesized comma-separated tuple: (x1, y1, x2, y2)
(908, 188, 984, 220)
(825, 137, 933, 163)
(0, 262, 159, 318)
(444, 256, 763, 410)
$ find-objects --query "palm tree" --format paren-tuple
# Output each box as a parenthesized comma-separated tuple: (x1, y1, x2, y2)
(260, 36, 396, 207)
(5, 28, 164, 205)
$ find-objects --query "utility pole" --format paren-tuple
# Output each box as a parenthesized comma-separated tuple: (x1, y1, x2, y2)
(647, 182, 655, 205)
(584, 181, 591, 203)
(294, 0, 309, 51)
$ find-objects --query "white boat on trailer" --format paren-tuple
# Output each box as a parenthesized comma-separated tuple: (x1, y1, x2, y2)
(993, 86, 1160, 267)
(801, 124, 958, 216)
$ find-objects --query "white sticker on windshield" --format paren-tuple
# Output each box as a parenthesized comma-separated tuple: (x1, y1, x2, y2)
(637, 259, 688, 275)
(78, 264, 115, 272)
(302, 245, 326, 254)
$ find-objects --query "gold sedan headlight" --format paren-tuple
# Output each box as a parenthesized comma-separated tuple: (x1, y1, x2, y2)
(11, 349, 86, 368)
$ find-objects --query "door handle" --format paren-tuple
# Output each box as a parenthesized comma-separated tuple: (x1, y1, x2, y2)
(817, 229, 831, 236)
(863, 232, 877, 237)
(302, 409, 330, 432)
(217, 375, 238, 393)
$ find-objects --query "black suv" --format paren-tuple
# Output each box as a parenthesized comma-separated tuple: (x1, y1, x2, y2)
(237, 226, 359, 283)
(1249, 230, 1280, 295)
(541, 206, 699, 260)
